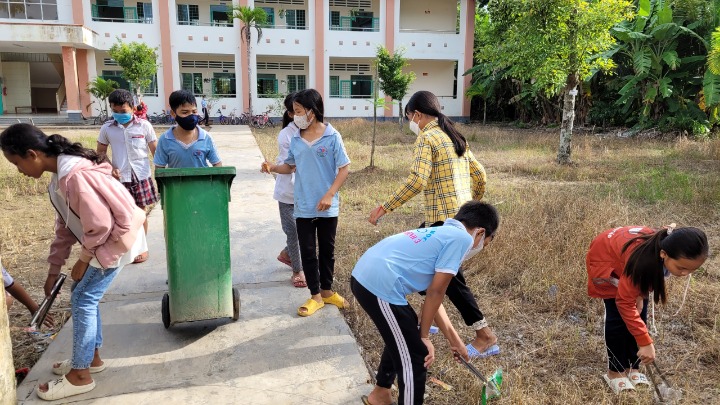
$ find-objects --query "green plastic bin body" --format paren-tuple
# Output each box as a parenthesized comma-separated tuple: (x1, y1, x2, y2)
(155, 167, 236, 325)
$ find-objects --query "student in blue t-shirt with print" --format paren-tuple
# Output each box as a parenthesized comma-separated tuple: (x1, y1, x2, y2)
(262, 89, 350, 317)
(154, 90, 222, 169)
(352, 201, 500, 405)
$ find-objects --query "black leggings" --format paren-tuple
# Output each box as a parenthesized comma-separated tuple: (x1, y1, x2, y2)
(296, 217, 338, 295)
(351, 277, 427, 405)
(604, 298, 648, 372)
(420, 221, 485, 326)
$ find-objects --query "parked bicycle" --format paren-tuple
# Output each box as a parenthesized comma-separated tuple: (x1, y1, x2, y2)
(251, 110, 275, 129)
(217, 108, 229, 125)
(149, 110, 174, 125)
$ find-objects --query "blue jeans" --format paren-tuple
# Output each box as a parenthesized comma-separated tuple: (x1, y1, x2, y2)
(70, 265, 121, 369)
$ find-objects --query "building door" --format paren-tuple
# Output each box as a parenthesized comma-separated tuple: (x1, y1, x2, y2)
(3, 62, 32, 112)
(351, 11, 373, 31)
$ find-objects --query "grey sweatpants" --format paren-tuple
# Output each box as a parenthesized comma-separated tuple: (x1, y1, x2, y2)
(279, 202, 302, 272)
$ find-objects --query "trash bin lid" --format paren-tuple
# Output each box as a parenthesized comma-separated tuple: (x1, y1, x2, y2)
(155, 167, 237, 178)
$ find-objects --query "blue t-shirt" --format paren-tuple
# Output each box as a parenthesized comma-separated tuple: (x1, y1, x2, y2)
(153, 127, 221, 168)
(285, 123, 350, 218)
(351, 218, 473, 305)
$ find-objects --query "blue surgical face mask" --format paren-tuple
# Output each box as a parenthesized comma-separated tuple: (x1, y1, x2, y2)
(112, 112, 133, 124)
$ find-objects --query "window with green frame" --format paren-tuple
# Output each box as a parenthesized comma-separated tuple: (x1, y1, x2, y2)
(329, 76, 340, 97)
(212, 73, 236, 96)
(285, 9, 305, 29)
(287, 75, 306, 93)
(261, 7, 274, 27)
(330, 11, 340, 27)
(181, 72, 203, 95)
(257, 74, 277, 97)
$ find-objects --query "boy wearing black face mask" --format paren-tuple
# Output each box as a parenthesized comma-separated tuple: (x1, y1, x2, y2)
(154, 90, 222, 169)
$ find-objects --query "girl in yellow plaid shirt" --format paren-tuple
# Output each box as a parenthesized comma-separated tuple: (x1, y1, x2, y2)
(369, 91, 499, 360)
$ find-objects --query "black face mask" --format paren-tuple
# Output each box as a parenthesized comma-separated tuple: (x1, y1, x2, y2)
(175, 114, 200, 131)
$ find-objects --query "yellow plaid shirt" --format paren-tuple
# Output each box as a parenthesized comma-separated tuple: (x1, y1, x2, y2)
(382, 120, 487, 224)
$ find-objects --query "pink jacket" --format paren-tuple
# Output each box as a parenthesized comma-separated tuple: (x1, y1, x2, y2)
(48, 158, 146, 273)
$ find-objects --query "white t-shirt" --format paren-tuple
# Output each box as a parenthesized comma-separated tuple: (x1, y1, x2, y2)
(97, 118, 157, 183)
(273, 122, 297, 204)
(1, 257, 13, 288)
(351, 218, 472, 305)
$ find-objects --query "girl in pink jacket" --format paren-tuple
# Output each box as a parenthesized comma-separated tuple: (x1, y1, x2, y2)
(1, 123, 146, 401)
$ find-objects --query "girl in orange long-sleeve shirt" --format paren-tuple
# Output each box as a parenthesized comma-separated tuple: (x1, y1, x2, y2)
(586, 225, 708, 394)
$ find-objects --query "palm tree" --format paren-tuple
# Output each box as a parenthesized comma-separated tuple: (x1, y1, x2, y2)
(86, 77, 119, 118)
(229, 6, 267, 116)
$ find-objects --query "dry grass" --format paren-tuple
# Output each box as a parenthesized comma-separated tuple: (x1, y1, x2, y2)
(254, 120, 720, 404)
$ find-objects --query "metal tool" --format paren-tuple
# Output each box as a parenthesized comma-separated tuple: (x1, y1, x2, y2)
(455, 353, 501, 398)
(29, 273, 66, 330)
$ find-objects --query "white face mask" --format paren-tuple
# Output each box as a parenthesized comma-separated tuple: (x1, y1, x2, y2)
(463, 230, 486, 262)
(293, 112, 313, 129)
(409, 113, 420, 135)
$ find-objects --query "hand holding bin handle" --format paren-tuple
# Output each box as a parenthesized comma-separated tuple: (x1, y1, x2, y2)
(29, 273, 66, 331)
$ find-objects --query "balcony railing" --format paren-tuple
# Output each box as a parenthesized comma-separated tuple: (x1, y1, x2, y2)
(257, 23, 307, 30)
(91, 5, 152, 24)
(177, 20, 233, 27)
(330, 16, 379, 32)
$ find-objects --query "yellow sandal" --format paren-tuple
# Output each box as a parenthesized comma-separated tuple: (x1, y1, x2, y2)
(298, 298, 324, 317)
(322, 292, 348, 309)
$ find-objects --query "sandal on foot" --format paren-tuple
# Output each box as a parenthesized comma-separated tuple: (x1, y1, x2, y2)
(466, 343, 500, 359)
(322, 292, 348, 309)
(277, 251, 292, 267)
(628, 371, 651, 388)
(291, 272, 307, 288)
(361, 395, 397, 405)
(603, 375, 635, 394)
(36, 375, 96, 400)
(132, 252, 149, 264)
(298, 298, 324, 317)
(53, 359, 106, 375)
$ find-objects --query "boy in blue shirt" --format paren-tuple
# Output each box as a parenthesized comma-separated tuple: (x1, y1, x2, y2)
(154, 90, 222, 169)
(352, 201, 500, 405)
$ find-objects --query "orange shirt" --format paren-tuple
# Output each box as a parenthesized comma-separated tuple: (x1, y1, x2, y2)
(586, 226, 655, 347)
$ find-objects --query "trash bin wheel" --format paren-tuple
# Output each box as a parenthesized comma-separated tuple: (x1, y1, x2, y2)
(232, 287, 240, 321)
(162, 293, 171, 329)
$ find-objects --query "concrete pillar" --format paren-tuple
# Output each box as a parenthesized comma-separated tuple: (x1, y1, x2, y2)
(384, 0, 395, 118)
(461, 0, 475, 118)
(77, 49, 91, 116)
(314, 0, 325, 99)
(158, 0, 175, 111)
(62, 46, 82, 122)
(72, 0, 84, 24)
(0, 276, 16, 404)
(237, 0, 250, 113)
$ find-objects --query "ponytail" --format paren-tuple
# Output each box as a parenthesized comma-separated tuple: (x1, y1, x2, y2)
(0, 123, 107, 164)
(405, 91, 467, 157)
(623, 227, 709, 304)
(282, 91, 297, 129)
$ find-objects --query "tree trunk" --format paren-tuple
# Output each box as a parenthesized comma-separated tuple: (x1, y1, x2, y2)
(1, 284, 16, 403)
(483, 98, 487, 125)
(557, 73, 579, 165)
(398, 99, 403, 129)
(246, 31, 253, 116)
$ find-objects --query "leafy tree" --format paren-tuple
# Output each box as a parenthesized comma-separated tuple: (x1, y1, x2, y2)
(86, 77, 119, 117)
(376, 46, 415, 128)
(477, 0, 633, 164)
(108, 40, 159, 97)
(229, 6, 267, 116)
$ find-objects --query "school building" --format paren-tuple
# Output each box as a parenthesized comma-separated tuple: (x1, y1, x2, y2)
(0, 0, 475, 122)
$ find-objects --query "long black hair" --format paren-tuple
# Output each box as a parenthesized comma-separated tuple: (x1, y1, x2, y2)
(405, 90, 467, 157)
(282, 92, 297, 129)
(622, 227, 708, 304)
(293, 89, 324, 123)
(0, 123, 107, 164)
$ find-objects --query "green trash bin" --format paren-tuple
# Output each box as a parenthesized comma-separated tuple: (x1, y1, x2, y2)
(155, 167, 239, 328)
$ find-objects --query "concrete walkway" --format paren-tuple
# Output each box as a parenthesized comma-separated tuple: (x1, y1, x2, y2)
(17, 126, 371, 404)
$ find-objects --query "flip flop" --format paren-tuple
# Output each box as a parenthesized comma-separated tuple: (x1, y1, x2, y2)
(628, 371, 651, 388)
(277, 254, 292, 267)
(291, 272, 307, 288)
(322, 292, 348, 309)
(132, 252, 149, 264)
(298, 298, 324, 317)
(52, 359, 106, 375)
(36, 375, 96, 400)
(603, 374, 635, 394)
(361, 395, 397, 405)
(466, 343, 500, 359)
